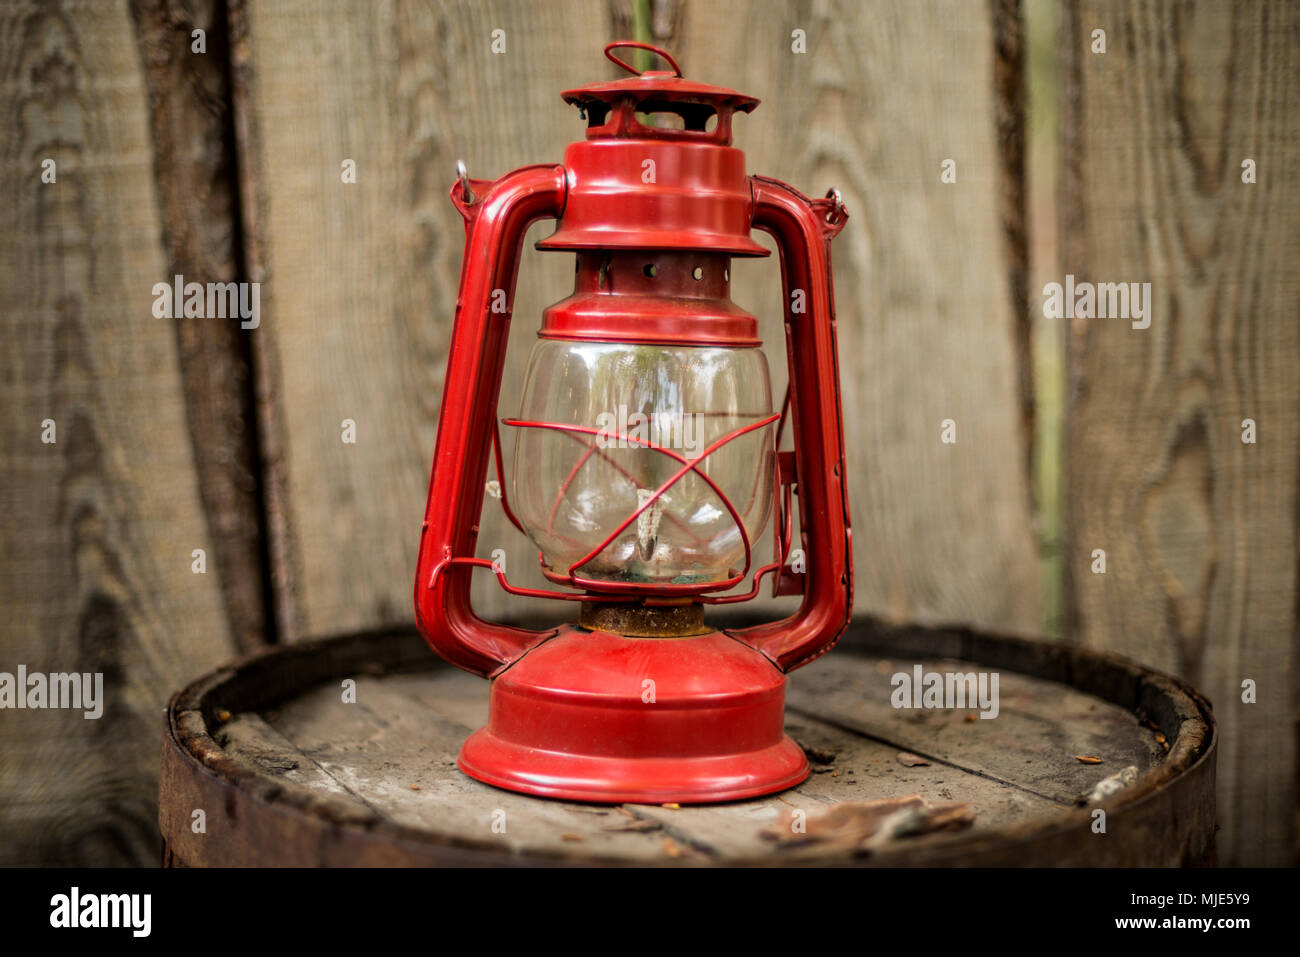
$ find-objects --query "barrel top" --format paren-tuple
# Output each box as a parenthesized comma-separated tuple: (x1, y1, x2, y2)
(160, 620, 1215, 866)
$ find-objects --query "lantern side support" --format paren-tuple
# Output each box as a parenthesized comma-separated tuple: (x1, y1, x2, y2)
(413, 164, 569, 678)
(725, 176, 854, 673)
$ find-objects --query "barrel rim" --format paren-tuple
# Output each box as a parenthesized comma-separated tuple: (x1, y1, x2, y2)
(160, 618, 1216, 866)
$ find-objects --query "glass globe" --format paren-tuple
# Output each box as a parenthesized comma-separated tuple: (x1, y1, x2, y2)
(511, 339, 774, 587)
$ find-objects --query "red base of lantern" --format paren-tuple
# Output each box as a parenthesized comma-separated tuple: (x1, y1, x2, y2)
(457, 625, 809, 804)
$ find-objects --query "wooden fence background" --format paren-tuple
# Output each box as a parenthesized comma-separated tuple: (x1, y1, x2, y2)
(0, 0, 1295, 866)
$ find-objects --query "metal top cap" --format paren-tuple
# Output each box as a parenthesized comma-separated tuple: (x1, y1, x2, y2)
(560, 42, 759, 145)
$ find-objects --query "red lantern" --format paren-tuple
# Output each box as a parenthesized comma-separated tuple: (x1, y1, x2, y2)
(414, 42, 852, 804)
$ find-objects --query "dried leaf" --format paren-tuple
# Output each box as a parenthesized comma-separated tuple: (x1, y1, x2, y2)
(561, 832, 584, 842)
(1075, 755, 1103, 764)
(660, 802, 681, 810)
(897, 752, 930, 767)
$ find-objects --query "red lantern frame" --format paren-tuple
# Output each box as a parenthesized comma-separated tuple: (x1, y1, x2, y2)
(413, 43, 853, 803)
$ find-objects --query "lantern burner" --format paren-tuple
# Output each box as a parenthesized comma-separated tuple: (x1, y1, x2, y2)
(578, 600, 708, 638)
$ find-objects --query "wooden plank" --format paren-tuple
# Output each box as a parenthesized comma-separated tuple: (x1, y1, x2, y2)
(1062, 0, 1299, 865)
(215, 712, 367, 806)
(0, 0, 239, 864)
(786, 654, 1165, 805)
(238, 0, 611, 639)
(678, 0, 1042, 631)
(129, 0, 270, 652)
(263, 677, 686, 861)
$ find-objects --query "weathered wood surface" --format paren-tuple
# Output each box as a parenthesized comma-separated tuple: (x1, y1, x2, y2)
(242, 0, 1041, 641)
(130, 0, 270, 654)
(0, 0, 240, 864)
(237, 0, 611, 639)
(159, 621, 1215, 866)
(1061, 0, 1300, 865)
(679, 1, 1041, 632)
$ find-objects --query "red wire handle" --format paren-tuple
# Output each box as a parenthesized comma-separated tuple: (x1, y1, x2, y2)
(604, 41, 683, 77)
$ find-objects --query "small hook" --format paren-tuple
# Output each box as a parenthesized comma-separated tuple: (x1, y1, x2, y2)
(825, 187, 846, 224)
(456, 159, 475, 204)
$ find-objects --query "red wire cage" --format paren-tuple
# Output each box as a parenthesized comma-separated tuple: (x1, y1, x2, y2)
(425, 386, 794, 605)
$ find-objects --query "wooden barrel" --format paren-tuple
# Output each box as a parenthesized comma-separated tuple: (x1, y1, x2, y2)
(159, 619, 1216, 866)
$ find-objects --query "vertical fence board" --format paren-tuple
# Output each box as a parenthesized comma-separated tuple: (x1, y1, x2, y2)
(1063, 0, 1299, 865)
(0, 0, 238, 864)
(130, 0, 270, 653)
(241, 0, 611, 638)
(680, 0, 1041, 632)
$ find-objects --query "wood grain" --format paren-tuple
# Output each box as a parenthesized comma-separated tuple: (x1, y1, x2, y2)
(678, 0, 1042, 631)
(239, 0, 612, 638)
(1062, 0, 1299, 865)
(0, 0, 239, 864)
(129, 0, 270, 652)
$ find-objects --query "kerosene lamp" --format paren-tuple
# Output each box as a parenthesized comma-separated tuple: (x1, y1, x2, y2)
(414, 42, 852, 803)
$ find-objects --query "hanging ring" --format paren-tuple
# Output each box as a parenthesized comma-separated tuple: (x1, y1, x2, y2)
(456, 159, 475, 204)
(604, 41, 683, 78)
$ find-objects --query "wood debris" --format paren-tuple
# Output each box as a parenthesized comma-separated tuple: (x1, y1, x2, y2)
(1081, 765, 1139, 804)
(795, 739, 839, 764)
(761, 795, 975, 852)
(1075, 754, 1103, 764)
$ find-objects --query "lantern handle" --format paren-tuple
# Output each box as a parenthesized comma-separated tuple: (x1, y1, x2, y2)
(726, 175, 853, 673)
(414, 163, 568, 679)
(604, 41, 683, 78)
